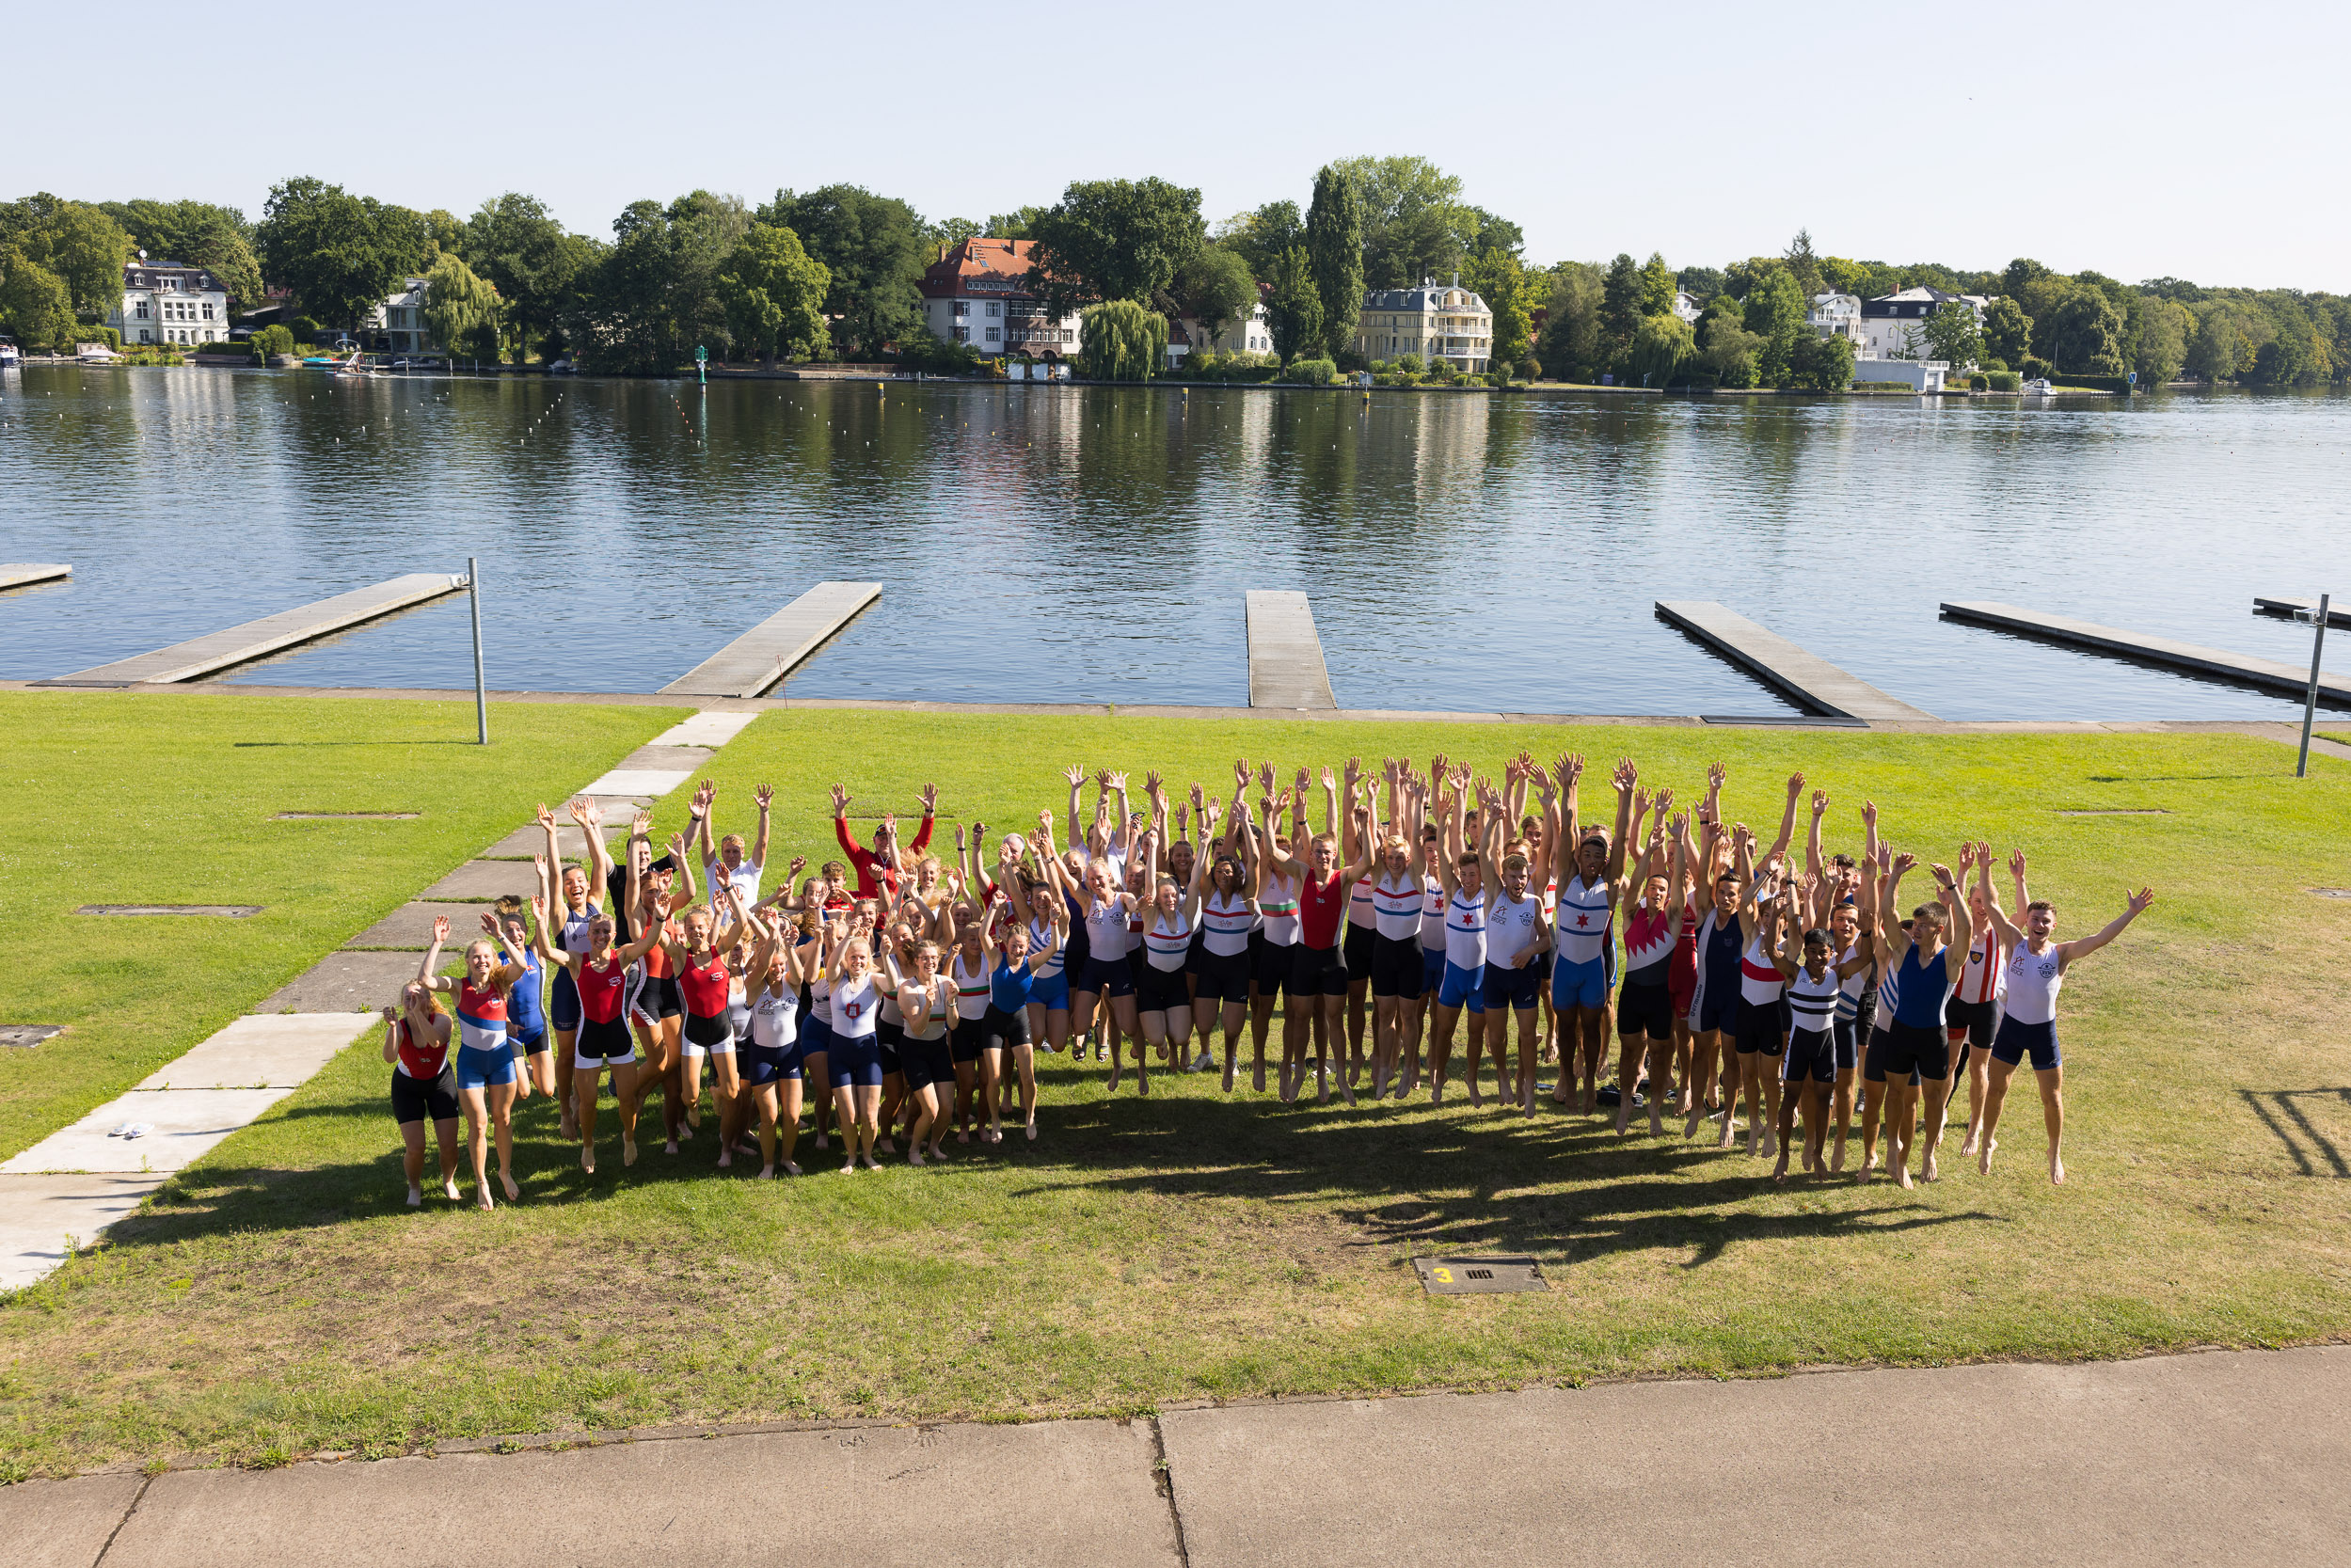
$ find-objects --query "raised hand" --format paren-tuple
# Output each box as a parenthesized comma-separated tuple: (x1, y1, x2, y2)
(755, 783, 774, 811)
(535, 803, 558, 832)
(954, 825, 968, 851)
(1929, 861, 1955, 889)
(786, 854, 806, 878)
(532, 852, 548, 880)
(1812, 788, 1829, 817)
(1295, 766, 1312, 795)
(1064, 765, 1086, 788)
(1786, 771, 1805, 798)
(1318, 764, 1336, 790)
(1259, 760, 1276, 791)
(630, 809, 653, 837)
(1860, 799, 1878, 827)
(2127, 886, 2157, 915)
(480, 911, 500, 938)
(1669, 810, 1689, 836)
(1142, 769, 1163, 798)
(573, 797, 601, 829)
(1655, 784, 1675, 816)
(1094, 768, 1113, 790)
(919, 782, 938, 814)
(830, 783, 850, 813)
(1632, 786, 1654, 817)
(691, 779, 716, 815)
(1707, 759, 1727, 791)
(1890, 851, 1916, 878)
(529, 895, 548, 925)
(2009, 848, 2028, 880)
(669, 832, 690, 861)
(1957, 842, 1978, 873)
(432, 914, 451, 942)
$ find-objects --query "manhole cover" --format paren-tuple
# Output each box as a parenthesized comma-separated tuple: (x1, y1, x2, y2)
(1413, 1256, 1549, 1295)
(0, 1024, 62, 1049)
(2312, 889, 2351, 899)
(2057, 809, 2169, 816)
(274, 811, 421, 820)
(77, 905, 264, 917)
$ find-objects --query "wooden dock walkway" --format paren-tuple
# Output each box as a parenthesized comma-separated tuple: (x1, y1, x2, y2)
(2253, 595, 2351, 629)
(0, 564, 71, 592)
(1942, 600, 2351, 703)
(1246, 591, 1337, 709)
(1655, 601, 1933, 721)
(659, 581, 881, 699)
(51, 573, 468, 685)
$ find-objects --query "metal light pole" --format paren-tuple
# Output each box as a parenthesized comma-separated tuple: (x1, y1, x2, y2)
(2295, 593, 2329, 778)
(468, 556, 487, 745)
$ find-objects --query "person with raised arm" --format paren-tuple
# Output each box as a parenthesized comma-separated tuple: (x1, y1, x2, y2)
(1823, 812, 1882, 1173)
(416, 912, 528, 1208)
(740, 907, 818, 1177)
(1472, 775, 1552, 1117)
(881, 929, 959, 1164)
(1338, 756, 1382, 1090)
(1008, 812, 1078, 1060)
(1363, 759, 1429, 1101)
(1948, 840, 2009, 1158)
(1259, 766, 1375, 1105)
(661, 879, 755, 1168)
(1975, 854, 2154, 1184)
(1613, 807, 1684, 1137)
(1542, 754, 1635, 1114)
(489, 885, 551, 1106)
(1730, 848, 1794, 1161)
(382, 974, 460, 1208)
(1871, 850, 1972, 1188)
(689, 779, 773, 913)
(1770, 903, 1842, 1181)
(1235, 761, 1305, 1093)
(1071, 810, 1147, 1096)
(832, 782, 936, 903)
(821, 911, 888, 1172)
(623, 823, 697, 1152)
(1685, 820, 1752, 1147)
(1135, 777, 1210, 1098)
(541, 798, 612, 1141)
(528, 892, 667, 1174)
(984, 886, 1062, 1139)
(1425, 764, 1487, 1105)
(944, 827, 999, 1144)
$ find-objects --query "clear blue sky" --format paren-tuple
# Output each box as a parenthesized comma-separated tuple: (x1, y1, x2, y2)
(22, 0, 2347, 290)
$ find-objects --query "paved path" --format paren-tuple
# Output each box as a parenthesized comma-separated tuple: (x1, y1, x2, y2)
(8, 1346, 2344, 1566)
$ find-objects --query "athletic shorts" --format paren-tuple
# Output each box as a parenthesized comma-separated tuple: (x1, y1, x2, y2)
(574, 1014, 635, 1069)
(900, 1032, 955, 1090)
(1734, 998, 1787, 1056)
(1861, 1024, 1919, 1086)
(1289, 942, 1346, 999)
(1028, 969, 1071, 1013)
(1137, 961, 1190, 1014)
(1991, 1016, 2061, 1072)
(1694, 982, 1739, 1037)
(1193, 947, 1249, 1007)
(1527, 949, 1554, 989)
(1342, 922, 1375, 982)
(1551, 955, 1610, 1011)
(876, 1019, 903, 1079)
(629, 972, 682, 1024)
(1880, 1020, 1949, 1082)
(1832, 1016, 1863, 1071)
(983, 1004, 1031, 1050)
(1437, 959, 1485, 1014)
(1946, 996, 1996, 1052)
(510, 1025, 548, 1057)
(1616, 982, 1674, 1041)
(1249, 934, 1295, 998)
(800, 1012, 832, 1062)
(1668, 973, 1696, 1024)
(740, 1041, 799, 1085)
(550, 966, 582, 1031)
(951, 1016, 986, 1064)
(391, 1064, 459, 1124)
(454, 1042, 516, 1090)
(1078, 954, 1135, 1000)
(682, 1009, 734, 1056)
(1483, 959, 1541, 1011)
(1784, 1024, 1835, 1084)
(828, 1030, 883, 1088)
(1422, 945, 1445, 996)
(1370, 934, 1424, 1000)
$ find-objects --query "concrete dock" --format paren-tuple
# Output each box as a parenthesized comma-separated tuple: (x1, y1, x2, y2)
(0, 563, 71, 592)
(1246, 591, 1338, 709)
(1655, 601, 1933, 721)
(1942, 600, 2351, 703)
(2253, 594, 2351, 628)
(659, 581, 881, 699)
(50, 573, 468, 685)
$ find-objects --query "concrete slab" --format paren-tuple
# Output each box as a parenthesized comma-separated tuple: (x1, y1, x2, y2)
(1246, 590, 1337, 709)
(1657, 600, 1934, 721)
(0, 562, 73, 592)
(105, 1416, 1173, 1568)
(0, 1174, 166, 1291)
(614, 744, 712, 772)
(134, 1014, 372, 1090)
(1943, 600, 2351, 704)
(659, 580, 882, 699)
(415, 861, 539, 902)
(1158, 1346, 2351, 1568)
(478, 820, 619, 861)
(341, 901, 497, 950)
(0, 1469, 142, 1566)
(256, 950, 426, 1014)
(652, 709, 761, 748)
(0, 1089, 294, 1175)
(54, 573, 467, 684)
(574, 768, 693, 799)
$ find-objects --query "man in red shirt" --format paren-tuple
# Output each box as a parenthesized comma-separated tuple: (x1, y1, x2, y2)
(832, 783, 937, 902)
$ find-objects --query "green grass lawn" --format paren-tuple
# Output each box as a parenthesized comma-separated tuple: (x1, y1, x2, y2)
(5, 710, 2351, 1476)
(0, 692, 686, 1164)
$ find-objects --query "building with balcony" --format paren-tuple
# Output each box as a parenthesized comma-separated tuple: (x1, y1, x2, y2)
(1354, 276, 1494, 372)
(1809, 293, 1863, 343)
(363, 277, 444, 356)
(1859, 286, 1990, 363)
(1168, 294, 1276, 367)
(110, 256, 229, 346)
(918, 237, 1084, 359)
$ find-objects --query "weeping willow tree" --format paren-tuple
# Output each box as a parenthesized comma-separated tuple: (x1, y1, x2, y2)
(1077, 299, 1166, 381)
(422, 253, 502, 357)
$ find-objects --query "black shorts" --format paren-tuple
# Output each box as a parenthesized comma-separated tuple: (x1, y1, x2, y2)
(683, 1009, 732, 1051)
(1832, 1016, 1862, 1071)
(1194, 947, 1249, 1006)
(1250, 933, 1295, 997)
(1616, 981, 1674, 1041)
(1370, 934, 1424, 1000)
(391, 1065, 459, 1124)
(1342, 921, 1375, 981)
(1184, 926, 1209, 975)
(1861, 1023, 1919, 1086)
(900, 1032, 955, 1090)
(1136, 961, 1190, 1014)
(632, 972, 682, 1022)
(1734, 997, 1787, 1056)
(877, 1019, 903, 1079)
(577, 1014, 634, 1061)
(983, 1004, 1031, 1050)
(1881, 1020, 1949, 1082)
(1783, 1025, 1835, 1084)
(951, 1016, 986, 1064)
(1945, 996, 1996, 1053)
(1696, 983, 1739, 1037)
(1289, 942, 1346, 999)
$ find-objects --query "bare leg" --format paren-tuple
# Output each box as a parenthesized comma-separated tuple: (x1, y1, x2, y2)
(1917, 1074, 1954, 1181)
(1219, 1000, 1246, 1093)
(400, 1119, 427, 1203)
(710, 1052, 741, 1168)
(2039, 1066, 2066, 1183)
(612, 1058, 643, 1165)
(555, 1029, 579, 1138)
(488, 1079, 518, 1200)
(573, 1063, 601, 1173)
(1014, 1044, 1039, 1138)
(1345, 974, 1370, 1086)
(1615, 1028, 1645, 1136)
(1576, 1007, 1607, 1114)
(778, 1076, 802, 1173)
(431, 1117, 462, 1200)
(460, 1085, 493, 1205)
(1428, 1002, 1461, 1104)
(1978, 1056, 2015, 1173)
(1514, 1005, 1539, 1117)
(908, 1083, 940, 1163)
(1831, 1068, 1855, 1172)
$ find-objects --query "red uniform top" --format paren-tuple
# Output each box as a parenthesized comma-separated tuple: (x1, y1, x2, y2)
(834, 813, 935, 900)
(579, 955, 628, 1023)
(1669, 903, 1699, 994)
(394, 1017, 449, 1079)
(641, 914, 681, 978)
(679, 952, 731, 1019)
(1299, 870, 1346, 949)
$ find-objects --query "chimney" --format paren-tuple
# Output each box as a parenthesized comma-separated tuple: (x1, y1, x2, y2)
(1451, 271, 1458, 287)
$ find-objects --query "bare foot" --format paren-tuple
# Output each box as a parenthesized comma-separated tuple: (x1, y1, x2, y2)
(1715, 1114, 1736, 1149)
(559, 1117, 579, 1141)
(877, 1138, 897, 1155)
(756, 1165, 774, 1180)
(663, 1139, 679, 1156)
(1960, 1130, 1979, 1155)
(441, 1177, 461, 1201)
(1831, 1138, 1848, 1174)
(841, 1159, 857, 1173)
(1760, 1128, 1778, 1160)
(1894, 1161, 1914, 1190)
(1025, 1119, 1039, 1141)
(624, 1137, 639, 1166)
(1771, 1148, 1791, 1182)
(909, 1147, 925, 1166)
(716, 1149, 733, 1169)
(406, 1184, 423, 1208)
(500, 1171, 520, 1201)
(783, 1161, 801, 1176)
(814, 1132, 830, 1150)
(580, 1148, 596, 1175)
(1920, 1148, 1940, 1182)
(677, 1122, 694, 1142)
(1252, 1065, 1266, 1093)
(1223, 1064, 1237, 1094)
(1979, 1135, 1997, 1176)
(1684, 1107, 1704, 1140)
(477, 1186, 496, 1211)
(2050, 1150, 2065, 1185)
(686, 1103, 701, 1130)
(1854, 1152, 1875, 1182)
(957, 1130, 970, 1145)
(861, 1154, 882, 1171)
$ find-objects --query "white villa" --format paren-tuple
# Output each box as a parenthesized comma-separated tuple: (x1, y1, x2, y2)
(365, 277, 442, 356)
(110, 256, 229, 346)
(1858, 286, 1990, 362)
(1354, 276, 1494, 372)
(1808, 293, 1863, 344)
(918, 237, 1085, 360)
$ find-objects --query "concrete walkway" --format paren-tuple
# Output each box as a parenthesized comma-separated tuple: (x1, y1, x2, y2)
(8, 1345, 2344, 1566)
(0, 706, 762, 1291)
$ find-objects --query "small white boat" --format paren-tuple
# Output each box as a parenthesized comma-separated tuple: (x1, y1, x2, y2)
(2022, 377, 2055, 395)
(0, 336, 19, 369)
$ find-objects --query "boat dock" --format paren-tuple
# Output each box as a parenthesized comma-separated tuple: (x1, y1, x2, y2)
(1941, 601, 2351, 703)
(0, 564, 72, 592)
(659, 581, 882, 699)
(1246, 591, 1337, 709)
(1655, 601, 1933, 721)
(2253, 595, 2351, 629)
(50, 573, 468, 685)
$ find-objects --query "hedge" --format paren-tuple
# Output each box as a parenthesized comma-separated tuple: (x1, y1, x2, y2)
(2052, 373, 2132, 394)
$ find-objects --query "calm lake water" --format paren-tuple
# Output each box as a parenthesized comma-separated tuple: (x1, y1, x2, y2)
(2, 364, 2346, 720)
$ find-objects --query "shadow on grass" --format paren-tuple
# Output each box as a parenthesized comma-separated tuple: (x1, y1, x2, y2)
(2239, 1087, 2351, 1177)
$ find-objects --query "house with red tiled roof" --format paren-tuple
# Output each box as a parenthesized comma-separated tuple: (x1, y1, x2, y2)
(919, 238, 1085, 359)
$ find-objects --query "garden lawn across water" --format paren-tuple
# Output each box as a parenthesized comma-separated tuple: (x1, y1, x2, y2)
(0, 691, 687, 1164)
(4, 710, 2350, 1477)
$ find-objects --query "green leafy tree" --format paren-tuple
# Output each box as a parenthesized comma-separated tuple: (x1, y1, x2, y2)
(760, 185, 929, 357)
(984, 206, 1048, 240)
(1464, 207, 1523, 259)
(421, 253, 502, 357)
(933, 216, 982, 249)
(1785, 332, 1856, 391)
(1466, 248, 1530, 368)
(1214, 200, 1300, 283)
(1537, 261, 1603, 382)
(462, 193, 593, 363)
(1598, 253, 1642, 369)
(1921, 301, 1983, 368)
(2250, 312, 2330, 387)
(2185, 305, 2248, 382)
(0, 245, 76, 349)
(1077, 299, 1166, 381)
(1330, 155, 1473, 290)
(717, 223, 831, 366)
(1305, 165, 1363, 360)
(1695, 296, 1761, 388)
(1981, 296, 2033, 366)
(1170, 245, 1257, 347)
(1639, 252, 1676, 317)
(1025, 177, 1205, 314)
(1628, 312, 1693, 386)
(1742, 268, 1806, 384)
(1265, 245, 1323, 362)
(2131, 294, 2189, 387)
(565, 195, 746, 374)
(1782, 230, 1824, 300)
(256, 177, 430, 328)
(2044, 290, 2126, 374)
(1676, 264, 1726, 304)
(100, 198, 263, 309)
(0, 195, 132, 321)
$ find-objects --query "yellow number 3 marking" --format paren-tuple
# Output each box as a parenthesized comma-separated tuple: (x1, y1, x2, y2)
(1432, 1267, 1453, 1283)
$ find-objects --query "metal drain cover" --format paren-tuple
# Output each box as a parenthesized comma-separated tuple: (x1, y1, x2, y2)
(1414, 1255, 1549, 1294)
(2312, 889, 2351, 899)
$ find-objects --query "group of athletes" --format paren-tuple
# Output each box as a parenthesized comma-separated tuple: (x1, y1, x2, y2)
(380, 754, 2153, 1210)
